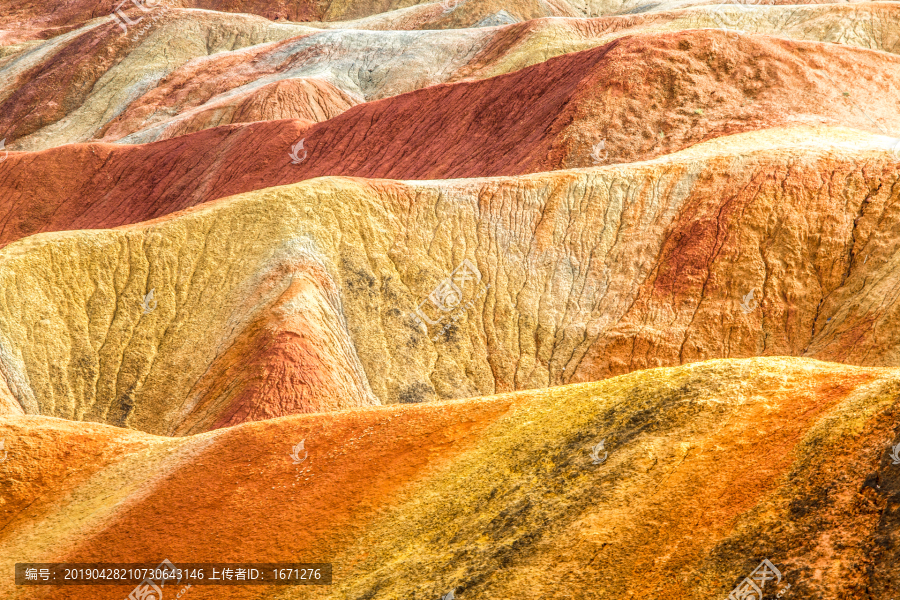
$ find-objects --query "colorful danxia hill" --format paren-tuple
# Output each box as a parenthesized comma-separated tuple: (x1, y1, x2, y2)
(1, 1, 899, 599)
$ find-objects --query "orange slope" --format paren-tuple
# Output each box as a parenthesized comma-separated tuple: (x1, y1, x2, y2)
(1, 358, 898, 598)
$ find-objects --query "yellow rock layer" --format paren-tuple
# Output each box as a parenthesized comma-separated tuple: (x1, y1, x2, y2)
(1, 127, 900, 435)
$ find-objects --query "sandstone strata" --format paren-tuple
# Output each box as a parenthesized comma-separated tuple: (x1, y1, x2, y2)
(1, 1, 899, 596)
(3, 30, 900, 249)
(0, 358, 897, 598)
(3, 127, 900, 431)
(4, 5, 898, 151)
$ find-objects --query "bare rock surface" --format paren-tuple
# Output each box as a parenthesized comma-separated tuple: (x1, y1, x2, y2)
(3, 30, 900, 249)
(1, 358, 898, 598)
(2, 1, 900, 595)
(3, 4, 898, 150)
(3, 127, 900, 431)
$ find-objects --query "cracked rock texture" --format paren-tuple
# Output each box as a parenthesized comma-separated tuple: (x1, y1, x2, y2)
(3, 127, 900, 431)
(2, 0, 900, 596)
(3, 29, 900, 249)
(1, 358, 898, 599)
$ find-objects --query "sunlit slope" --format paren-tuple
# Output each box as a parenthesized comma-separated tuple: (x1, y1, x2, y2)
(0, 0, 865, 45)
(4, 30, 900, 249)
(1, 358, 898, 598)
(97, 25, 495, 145)
(0, 222, 382, 432)
(4, 6, 900, 151)
(2, 127, 900, 432)
(327, 0, 900, 46)
(452, 2, 900, 78)
(1, 11, 498, 150)
(110, 3, 900, 145)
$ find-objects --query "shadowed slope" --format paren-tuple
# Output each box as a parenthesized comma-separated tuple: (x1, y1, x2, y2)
(1, 358, 898, 599)
(3, 30, 900, 248)
(3, 127, 900, 432)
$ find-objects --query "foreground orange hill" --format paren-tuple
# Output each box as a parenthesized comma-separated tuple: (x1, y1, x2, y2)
(3, 29, 900, 248)
(2, 0, 899, 598)
(1, 358, 898, 599)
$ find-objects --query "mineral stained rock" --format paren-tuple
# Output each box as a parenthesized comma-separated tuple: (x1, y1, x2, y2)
(3, 127, 900, 432)
(4, 29, 900, 248)
(6, 3, 897, 150)
(1, 0, 900, 598)
(1, 358, 898, 599)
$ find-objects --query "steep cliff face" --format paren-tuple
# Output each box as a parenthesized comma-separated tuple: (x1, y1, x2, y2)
(2, 127, 900, 432)
(1, 358, 898, 599)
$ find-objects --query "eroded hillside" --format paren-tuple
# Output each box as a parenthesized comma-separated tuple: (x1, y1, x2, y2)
(1, 358, 898, 599)
(1, 0, 899, 597)
(2, 128, 900, 433)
